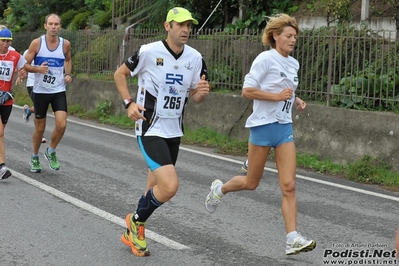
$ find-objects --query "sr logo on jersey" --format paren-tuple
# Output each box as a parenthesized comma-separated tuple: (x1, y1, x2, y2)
(165, 73, 183, 85)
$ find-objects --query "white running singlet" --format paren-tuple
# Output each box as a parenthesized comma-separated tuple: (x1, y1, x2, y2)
(126, 40, 205, 138)
(33, 35, 66, 94)
(23, 50, 35, 87)
(243, 48, 299, 127)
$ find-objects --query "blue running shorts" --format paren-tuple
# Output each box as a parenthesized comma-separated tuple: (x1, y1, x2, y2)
(249, 122, 294, 148)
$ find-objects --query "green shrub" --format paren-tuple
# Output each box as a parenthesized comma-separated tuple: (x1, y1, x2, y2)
(346, 155, 392, 184)
(61, 10, 79, 28)
(70, 11, 92, 30)
(72, 34, 120, 73)
(68, 104, 85, 116)
(95, 10, 111, 29)
(95, 98, 113, 121)
(330, 70, 399, 109)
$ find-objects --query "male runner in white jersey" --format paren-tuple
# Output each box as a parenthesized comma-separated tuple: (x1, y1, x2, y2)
(114, 7, 210, 257)
(23, 13, 73, 173)
(20, 49, 46, 143)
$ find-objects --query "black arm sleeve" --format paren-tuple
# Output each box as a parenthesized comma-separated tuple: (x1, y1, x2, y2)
(200, 58, 209, 80)
(124, 50, 140, 72)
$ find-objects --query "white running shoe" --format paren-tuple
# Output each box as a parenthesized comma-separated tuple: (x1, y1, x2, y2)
(23, 105, 30, 123)
(0, 165, 11, 180)
(285, 233, 316, 255)
(205, 179, 223, 213)
(41, 137, 47, 143)
(241, 159, 248, 173)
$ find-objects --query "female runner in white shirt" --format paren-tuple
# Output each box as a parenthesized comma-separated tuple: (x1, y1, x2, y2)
(205, 13, 316, 256)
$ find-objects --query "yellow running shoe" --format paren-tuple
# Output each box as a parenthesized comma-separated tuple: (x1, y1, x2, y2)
(120, 228, 132, 247)
(125, 213, 150, 256)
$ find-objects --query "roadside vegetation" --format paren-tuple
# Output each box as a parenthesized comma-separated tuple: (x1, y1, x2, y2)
(14, 92, 399, 191)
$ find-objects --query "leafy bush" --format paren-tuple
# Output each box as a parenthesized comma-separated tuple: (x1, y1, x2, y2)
(70, 11, 92, 30)
(95, 10, 111, 29)
(330, 70, 399, 109)
(72, 34, 120, 73)
(61, 10, 79, 28)
(346, 155, 392, 184)
(96, 98, 113, 121)
(68, 104, 85, 115)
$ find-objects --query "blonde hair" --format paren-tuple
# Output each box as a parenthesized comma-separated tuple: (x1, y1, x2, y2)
(0, 25, 7, 30)
(262, 14, 299, 48)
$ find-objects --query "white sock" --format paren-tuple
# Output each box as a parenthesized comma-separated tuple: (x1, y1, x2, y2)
(286, 231, 298, 244)
(215, 186, 224, 198)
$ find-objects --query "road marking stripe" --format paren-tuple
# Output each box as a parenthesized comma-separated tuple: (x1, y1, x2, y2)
(12, 171, 189, 250)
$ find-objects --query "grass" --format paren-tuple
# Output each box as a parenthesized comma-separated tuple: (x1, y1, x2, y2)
(99, 115, 136, 128)
(75, 73, 139, 84)
(14, 92, 399, 190)
(182, 127, 248, 156)
(14, 90, 33, 107)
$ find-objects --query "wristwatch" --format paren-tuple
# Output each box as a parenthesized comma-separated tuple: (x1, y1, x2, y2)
(123, 98, 134, 109)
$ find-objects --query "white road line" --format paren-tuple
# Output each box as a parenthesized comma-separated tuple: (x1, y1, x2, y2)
(12, 171, 189, 250)
(68, 117, 399, 202)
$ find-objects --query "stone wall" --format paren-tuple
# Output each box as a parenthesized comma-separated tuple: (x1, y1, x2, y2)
(13, 78, 399, 170)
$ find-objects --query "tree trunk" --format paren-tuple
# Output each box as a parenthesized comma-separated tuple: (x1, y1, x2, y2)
(224, 0, 229, 28)
(239, 0, 246, 21)
(396, 2, 399, 38)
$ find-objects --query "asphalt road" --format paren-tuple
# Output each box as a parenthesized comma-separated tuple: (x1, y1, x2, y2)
(1, 106, 398, 266)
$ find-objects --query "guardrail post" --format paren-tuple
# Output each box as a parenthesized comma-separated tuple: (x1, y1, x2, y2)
(327, 28, 334, 106)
